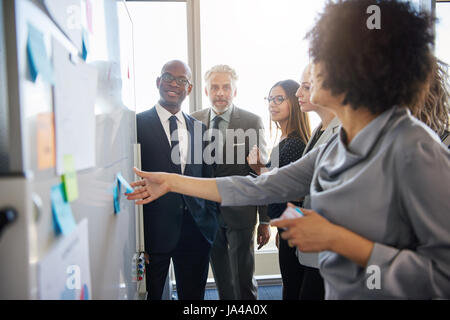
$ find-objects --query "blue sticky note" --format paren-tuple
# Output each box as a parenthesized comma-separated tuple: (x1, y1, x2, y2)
(81, 29, 89, 61)
(27, 23, 55, 84)
(117, 172, 134, 194)
(51, 184, 76, 236)
(113, 181, 120, 214)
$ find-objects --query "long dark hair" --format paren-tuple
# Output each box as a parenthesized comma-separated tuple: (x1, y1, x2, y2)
(269, 79, 311, 145)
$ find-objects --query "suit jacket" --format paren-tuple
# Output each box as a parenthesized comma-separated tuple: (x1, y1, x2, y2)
(297, 116, 341, 268)
(137, 107, 218, 254)
(191, 106, 270, 229)
(302, 117, 341, 158)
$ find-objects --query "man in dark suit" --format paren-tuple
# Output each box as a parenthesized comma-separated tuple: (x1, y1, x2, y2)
(136, 60, 218, 300)
(191, 65, 270, 300)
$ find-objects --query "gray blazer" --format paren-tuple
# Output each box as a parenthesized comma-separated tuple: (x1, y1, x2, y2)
(191, 106, 270, 229)
(297, 116, 341, 268)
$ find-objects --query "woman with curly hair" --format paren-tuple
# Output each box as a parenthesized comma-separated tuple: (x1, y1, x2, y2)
(127, 0, 450, 299)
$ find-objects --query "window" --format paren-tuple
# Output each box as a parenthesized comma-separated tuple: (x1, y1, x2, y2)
(200, 0, 327, 144)
(436, 1, 450, 64)
(127, 1, 189, 114)
(200, 0, 327, 257)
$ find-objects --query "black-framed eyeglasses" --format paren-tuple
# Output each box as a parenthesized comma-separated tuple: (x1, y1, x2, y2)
(264, 95, 287, 105)
(160, 72, 191, 87)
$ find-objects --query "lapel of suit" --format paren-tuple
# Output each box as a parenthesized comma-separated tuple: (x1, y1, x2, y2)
(203, 109, 212, 128)
(226, 105, 241, 143)
(316, 117, 341, 146)
(303, 124, 321, 156)
(183, 113, 195, 176)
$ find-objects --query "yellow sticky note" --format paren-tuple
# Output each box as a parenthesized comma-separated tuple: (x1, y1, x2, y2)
(62, 155, 79, 202)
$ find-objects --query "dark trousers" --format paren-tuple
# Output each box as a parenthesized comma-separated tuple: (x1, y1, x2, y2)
(146, 209, 211, 300)
(278, 231, 325, 300)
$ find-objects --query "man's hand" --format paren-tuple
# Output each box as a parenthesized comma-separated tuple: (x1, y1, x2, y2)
(126, 168, 171, 205)
(257, 224, 271, 250)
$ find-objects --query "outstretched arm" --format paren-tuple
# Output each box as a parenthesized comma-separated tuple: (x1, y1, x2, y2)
(128, 146, 320, 207)
(126, 168, 222, 204)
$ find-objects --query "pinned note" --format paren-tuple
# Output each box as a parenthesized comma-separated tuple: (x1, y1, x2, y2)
(27, 23, 55, 84)
(51, 184, 76, 236)
(86, 0, 93, 34)
(62, 155, 79, 202)
(113, 181, 120, 214)
(117, 172, 134, 194)
(113, 173, 133, 214)
(52, 38, 97, 175)
(81, 29, 89, 61)
(37, 112, 56, 170)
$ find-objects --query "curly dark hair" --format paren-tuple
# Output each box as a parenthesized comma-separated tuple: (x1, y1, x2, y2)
(306, 0, 435, 114)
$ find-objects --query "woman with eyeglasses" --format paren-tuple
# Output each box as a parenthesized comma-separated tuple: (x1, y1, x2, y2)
(247, 79, 311, 300)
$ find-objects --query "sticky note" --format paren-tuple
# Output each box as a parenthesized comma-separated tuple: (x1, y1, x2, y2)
(117, 172, 134, 194)
(62, 155, 79, 202)
(81, 29, 89, 61)
(37, 112, 56, 170)
(27, 23, 55, 84)
(113, 181, 120, 214)
(86, 0, 93, 34)
(51, 184, 76, 236)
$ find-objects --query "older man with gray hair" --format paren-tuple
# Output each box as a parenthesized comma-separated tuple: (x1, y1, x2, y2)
(191, 64, 270, 300)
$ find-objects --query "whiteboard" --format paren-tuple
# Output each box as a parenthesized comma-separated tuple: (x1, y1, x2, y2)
(0, 0, 139, 299)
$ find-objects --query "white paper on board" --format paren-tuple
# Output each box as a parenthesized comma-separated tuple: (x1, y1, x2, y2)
(52, 38, 98, 175)
(38, 218, 92, 300)
(42, 0, 84, 52)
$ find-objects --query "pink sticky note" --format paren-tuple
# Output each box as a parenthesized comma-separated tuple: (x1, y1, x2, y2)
(86, 0, 93, 34)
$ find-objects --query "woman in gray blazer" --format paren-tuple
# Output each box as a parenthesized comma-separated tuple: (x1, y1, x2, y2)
(127, 0, 450, 299)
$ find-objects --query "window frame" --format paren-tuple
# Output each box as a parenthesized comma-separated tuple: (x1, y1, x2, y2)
(126, 0, 202, 113)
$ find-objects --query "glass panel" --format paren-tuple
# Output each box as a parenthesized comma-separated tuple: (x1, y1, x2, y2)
(201, 0, 328, 253)
(200, 0, 327, 147)
(436, 2, 450, 64)
(126, 2, 189, 114)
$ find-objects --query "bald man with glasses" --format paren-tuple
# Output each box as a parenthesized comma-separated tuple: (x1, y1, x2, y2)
(136, 60, 218, 300)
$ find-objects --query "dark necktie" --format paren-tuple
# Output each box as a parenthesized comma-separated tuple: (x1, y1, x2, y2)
(169, 115, 181, 173)
(211, 116, 223, 164)
(212, 115, 222, 131)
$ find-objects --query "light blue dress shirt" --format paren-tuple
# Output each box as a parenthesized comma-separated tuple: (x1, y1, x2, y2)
(216, 106, 450, 299)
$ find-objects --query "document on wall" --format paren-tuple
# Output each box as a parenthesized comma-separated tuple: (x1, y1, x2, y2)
(38, 218, 92, 300)
(52, 38, 98, 175)
(37, 112, 56, 170)
(41, 0, 83, 52)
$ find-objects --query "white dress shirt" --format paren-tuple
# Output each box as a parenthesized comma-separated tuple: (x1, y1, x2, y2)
(155, 103, 188, 174)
